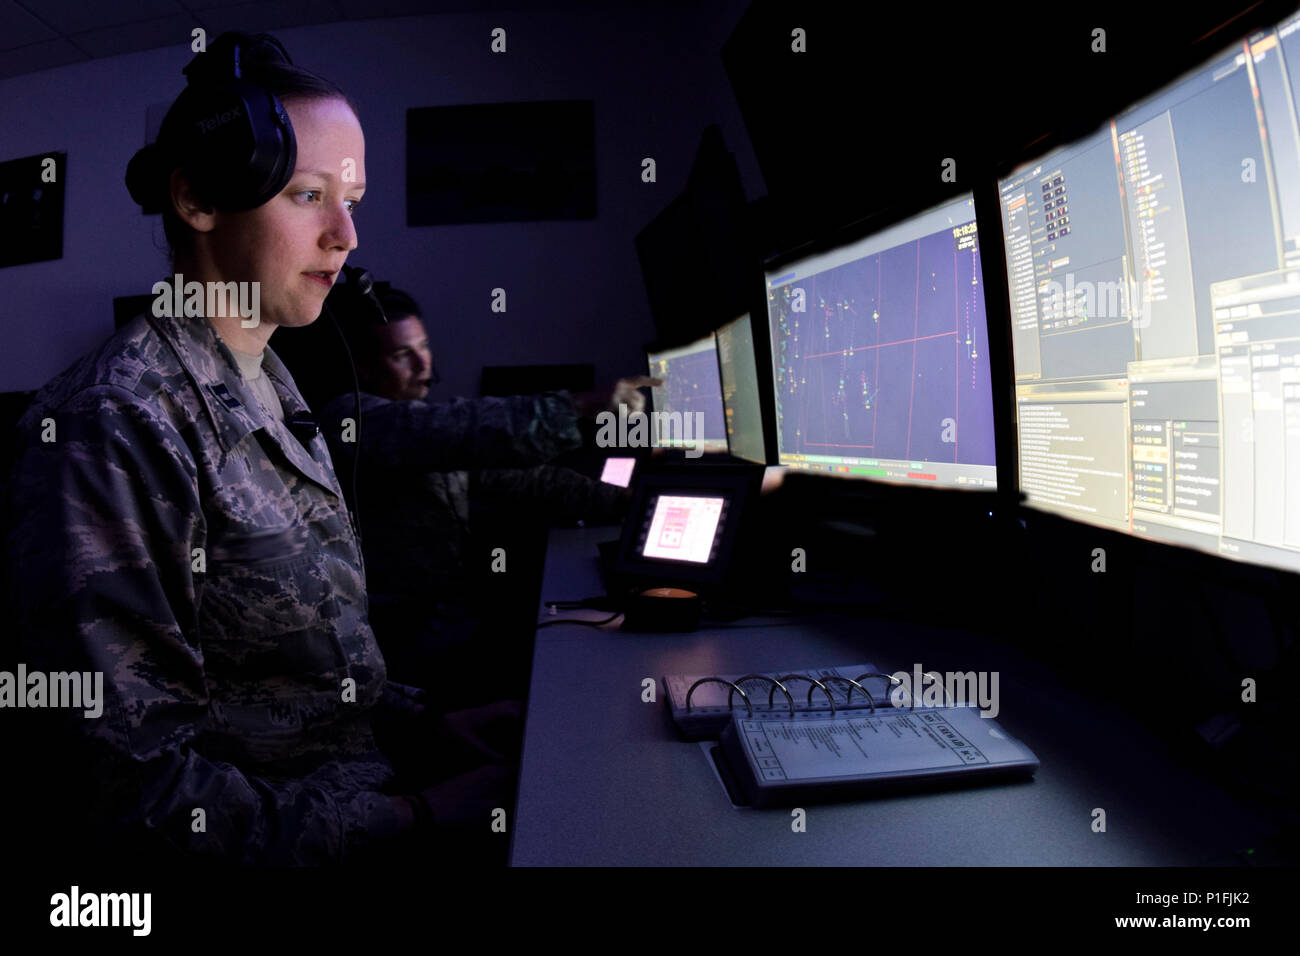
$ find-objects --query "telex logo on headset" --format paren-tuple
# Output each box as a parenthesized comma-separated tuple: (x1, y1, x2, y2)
(195, 105, 244, 135)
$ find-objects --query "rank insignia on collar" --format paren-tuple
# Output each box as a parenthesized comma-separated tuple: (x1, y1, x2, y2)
(208, 383, 243, 411)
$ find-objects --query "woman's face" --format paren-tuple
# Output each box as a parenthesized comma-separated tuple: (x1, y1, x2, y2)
(202, 96, 366, 329)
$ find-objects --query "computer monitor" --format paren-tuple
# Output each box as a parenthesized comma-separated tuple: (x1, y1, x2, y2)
(715, 313, 768, 464)
(997, 8, 1300, 573)
(646, 334, 729, 454)
(764, 194, 997, 488)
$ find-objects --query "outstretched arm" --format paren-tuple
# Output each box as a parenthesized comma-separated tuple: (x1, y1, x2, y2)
(324, 391, 583, 472)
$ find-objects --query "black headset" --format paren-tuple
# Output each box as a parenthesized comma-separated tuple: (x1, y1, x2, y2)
(126, 32, 297, 214)
(329, 264, 389, 327)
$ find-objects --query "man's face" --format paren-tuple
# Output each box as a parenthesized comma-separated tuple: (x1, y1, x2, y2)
(367, 315, 433, 400)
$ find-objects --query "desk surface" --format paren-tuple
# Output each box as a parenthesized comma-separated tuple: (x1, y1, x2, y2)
(510, 527, 1275, 866)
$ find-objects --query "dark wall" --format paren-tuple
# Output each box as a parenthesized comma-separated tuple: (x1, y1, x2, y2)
(0, 4, 764, 401)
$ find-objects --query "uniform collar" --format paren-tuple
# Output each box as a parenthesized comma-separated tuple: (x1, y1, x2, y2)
(148, 311, 343, 501)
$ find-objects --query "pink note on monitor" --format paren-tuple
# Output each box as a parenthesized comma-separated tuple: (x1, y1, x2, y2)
(600, 457, 636, 487)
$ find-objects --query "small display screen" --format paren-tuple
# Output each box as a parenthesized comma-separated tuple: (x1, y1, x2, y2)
(600, 457, 636, 487)
(641, 494, 726, 564)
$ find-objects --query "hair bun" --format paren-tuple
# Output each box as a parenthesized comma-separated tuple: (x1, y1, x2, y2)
(125, 142, 170, 213)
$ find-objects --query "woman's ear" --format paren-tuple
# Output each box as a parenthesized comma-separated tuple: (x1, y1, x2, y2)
(170, 169, 217, 234)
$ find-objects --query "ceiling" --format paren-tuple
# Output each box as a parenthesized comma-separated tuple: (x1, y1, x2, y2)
(0, 0, 703, 80)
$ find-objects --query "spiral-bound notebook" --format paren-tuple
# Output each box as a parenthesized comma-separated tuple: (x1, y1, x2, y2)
(717, 707, 1039, 807)
(664, 662, 1038, 806)
(664, 663, 891, 740)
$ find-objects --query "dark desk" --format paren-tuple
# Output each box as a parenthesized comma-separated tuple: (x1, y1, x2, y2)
(510, 527, 1275, 866)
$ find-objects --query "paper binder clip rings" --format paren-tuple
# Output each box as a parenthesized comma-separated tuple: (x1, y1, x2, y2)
(684, 678, 754, 717)
(800, 675, 879, 713)
(682, 676, 802, 718)
(767, 674, 834, 714)
(855, 672, 932, 709)
(734, 675, 795, 717)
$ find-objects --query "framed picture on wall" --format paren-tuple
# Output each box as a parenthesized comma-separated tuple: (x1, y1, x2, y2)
(0, 151, 66, 269)
(406, 100, 596, 225)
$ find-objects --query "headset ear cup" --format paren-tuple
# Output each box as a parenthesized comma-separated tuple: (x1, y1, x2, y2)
(140, 32, 297, 214)
(240, 84, 296, 209)
(160, 80, 295, 212)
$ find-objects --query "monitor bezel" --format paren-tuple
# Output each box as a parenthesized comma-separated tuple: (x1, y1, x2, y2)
(714, 311, 769, 465)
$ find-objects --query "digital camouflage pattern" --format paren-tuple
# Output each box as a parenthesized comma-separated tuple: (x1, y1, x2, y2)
(318, 389, 627, 701)
(6, 310, 414, 865)
(320, 389, 604, 605)
(472, 464, 629, 539)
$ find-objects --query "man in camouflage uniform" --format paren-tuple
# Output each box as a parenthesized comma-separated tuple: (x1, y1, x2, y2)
(315, 284, 634, 699)
(5, 308, 438, 866)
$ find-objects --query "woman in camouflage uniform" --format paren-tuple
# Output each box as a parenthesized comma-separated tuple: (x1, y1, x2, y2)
(7, 32, 510, 866)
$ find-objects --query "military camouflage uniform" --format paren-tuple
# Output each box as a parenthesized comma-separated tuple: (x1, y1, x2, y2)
(320, 391, 627, 693)
(6, 311, 417, 866)
(320, 390, 626, 603)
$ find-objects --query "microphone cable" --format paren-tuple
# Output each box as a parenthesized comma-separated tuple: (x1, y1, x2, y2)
(322, 297, 365, 547)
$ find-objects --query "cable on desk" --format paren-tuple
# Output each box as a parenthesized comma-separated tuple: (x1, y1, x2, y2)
(544, 596, 621, 612)
(536, 611, 625, 630)
(703, 620, 802, 629)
